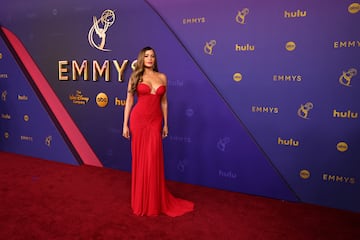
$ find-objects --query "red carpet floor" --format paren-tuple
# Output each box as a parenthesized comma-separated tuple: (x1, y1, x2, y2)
(0, 152, 359, 240)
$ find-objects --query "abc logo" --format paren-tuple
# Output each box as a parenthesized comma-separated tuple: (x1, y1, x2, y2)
(96, 92, 109, 107)
(299, 169, 310, 179)
(233, 73, 243, 82)
(336, 142, 348, 152)
(348, 3, 360, 14)
(286, 41, 296, 51)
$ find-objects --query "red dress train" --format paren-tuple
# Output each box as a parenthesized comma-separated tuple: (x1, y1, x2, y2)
(129, 83, 194, 217)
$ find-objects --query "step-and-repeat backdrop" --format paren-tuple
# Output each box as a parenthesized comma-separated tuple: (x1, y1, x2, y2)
(0, 0, 359, 212)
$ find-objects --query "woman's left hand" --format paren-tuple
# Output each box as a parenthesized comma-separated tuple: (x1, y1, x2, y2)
(162, 126, 168, 138)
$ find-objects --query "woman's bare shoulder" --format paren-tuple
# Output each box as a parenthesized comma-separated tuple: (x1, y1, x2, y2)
(156, 72, 167, 83)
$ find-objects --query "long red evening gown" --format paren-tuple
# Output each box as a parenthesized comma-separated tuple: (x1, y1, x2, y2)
(129, 82, 194, 217)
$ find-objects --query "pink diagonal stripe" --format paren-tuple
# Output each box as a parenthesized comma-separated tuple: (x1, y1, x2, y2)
(2, 27, 103, 167)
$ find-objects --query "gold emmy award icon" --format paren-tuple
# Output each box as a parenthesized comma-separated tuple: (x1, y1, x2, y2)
(235, 8, 249, 24)
(297, 102, 313, 119)
(1, 90, 7, 101)
(204, 40, 216, 55)
(88, 9, 116, 51)
(45, 136, 52, 147)
(339, 68, 357, 87)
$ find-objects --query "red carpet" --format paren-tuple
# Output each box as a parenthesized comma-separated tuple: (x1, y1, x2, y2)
(0, 152, 359, 240)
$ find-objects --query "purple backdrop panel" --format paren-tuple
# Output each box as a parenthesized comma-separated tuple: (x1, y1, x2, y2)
(0, 30, 79, 165)
(147, 0, 360, 212)
(1, 0, 359, 211)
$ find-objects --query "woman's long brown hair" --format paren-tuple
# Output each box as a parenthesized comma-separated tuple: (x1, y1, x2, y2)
(129, 46, 159, 93)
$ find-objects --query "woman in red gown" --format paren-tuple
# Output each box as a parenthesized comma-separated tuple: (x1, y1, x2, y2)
(122, 47, 194, 217)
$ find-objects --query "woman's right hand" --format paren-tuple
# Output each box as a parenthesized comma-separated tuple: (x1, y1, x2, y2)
(122, 126, 130, 139)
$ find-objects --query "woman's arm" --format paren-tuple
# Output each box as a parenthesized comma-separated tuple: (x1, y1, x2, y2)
(122, 79, 134, 139)
(160, 74, 168, 138)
